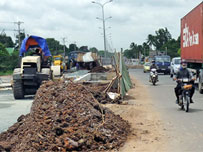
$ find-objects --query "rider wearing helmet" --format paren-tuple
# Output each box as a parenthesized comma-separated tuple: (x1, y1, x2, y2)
(174, 59, 195, 104)
(149, 60, 158, 82)
(150, 60, 158, 70)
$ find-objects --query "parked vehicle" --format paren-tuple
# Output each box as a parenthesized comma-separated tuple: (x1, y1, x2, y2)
(181, 2, 203, 94)
(177, 78, 193, 112)
(154, 55, 171, 74)
(53, 55, 64, 71)
(143, 62, 151, 73)
(150, 68, 158, 85)
(68, 51, 98, 70)
(170, 57, 181, 77)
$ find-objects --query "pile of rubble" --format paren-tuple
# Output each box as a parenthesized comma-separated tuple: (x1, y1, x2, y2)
(0, 80, 130, 152)
(83, 83, 121, 104)
(89, 66, 109, 73)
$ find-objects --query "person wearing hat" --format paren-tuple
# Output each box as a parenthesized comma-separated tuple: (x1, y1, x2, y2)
(173, 59, 195, 104)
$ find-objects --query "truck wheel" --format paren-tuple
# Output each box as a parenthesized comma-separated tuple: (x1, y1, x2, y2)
(13, 80, 24, 99)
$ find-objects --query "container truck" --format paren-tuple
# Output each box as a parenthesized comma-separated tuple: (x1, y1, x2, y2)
(181, 2, 203, 94)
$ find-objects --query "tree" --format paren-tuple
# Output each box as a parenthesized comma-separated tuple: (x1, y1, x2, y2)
(46, 38, 64, 55)
(0, 34, 14, 47)
(147, 34, 155, 49)
(15, 32, 25, 49)
(124, 49, 134, 59)
(147, 28, 172, 51)
(79, 46, 89, 52)
(154, 28, 172, 50)
(89, 47, 98, 53)
(161, 37, 180, 58)
(0, 43, 10, 71)
(142, 42, 150, 56)
(69, 43, 78, 52)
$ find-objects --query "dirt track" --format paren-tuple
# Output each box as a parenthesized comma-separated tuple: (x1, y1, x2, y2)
(105, 76, 167, 151)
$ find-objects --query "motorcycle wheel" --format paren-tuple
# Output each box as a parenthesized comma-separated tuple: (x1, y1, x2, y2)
(179, 97, 184, 110)
(185, 95, 190, 112)
(152, 78, 156, 85)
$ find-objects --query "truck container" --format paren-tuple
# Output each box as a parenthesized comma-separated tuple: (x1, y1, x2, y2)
(181, 2, 203, 93)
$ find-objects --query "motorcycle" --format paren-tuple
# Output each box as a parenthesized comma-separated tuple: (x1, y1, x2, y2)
(150, 68, 158, 85)
(177, 78, 193, 112)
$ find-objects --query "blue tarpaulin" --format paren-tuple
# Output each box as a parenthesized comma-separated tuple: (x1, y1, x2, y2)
(19, 35, 51, 57)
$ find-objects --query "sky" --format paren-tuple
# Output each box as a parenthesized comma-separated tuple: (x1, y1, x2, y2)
(0, 0, 202, 51)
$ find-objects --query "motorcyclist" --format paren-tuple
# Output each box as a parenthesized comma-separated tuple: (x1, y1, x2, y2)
(149, 60, 158, 82)
(150, 60, 158, 70)
(173, 59, 195, 104)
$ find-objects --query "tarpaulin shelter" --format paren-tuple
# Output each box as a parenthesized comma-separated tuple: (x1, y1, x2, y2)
(19, 35, 51, 57)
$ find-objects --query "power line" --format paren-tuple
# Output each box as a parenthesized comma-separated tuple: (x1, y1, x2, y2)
(62, 37, 67, 57)
(14, 21, 24, 50)
(0, 21, 24, 49)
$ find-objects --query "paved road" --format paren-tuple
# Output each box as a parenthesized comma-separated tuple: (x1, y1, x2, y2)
(0, 90, 33, 133)
(130, 69, 203, 152)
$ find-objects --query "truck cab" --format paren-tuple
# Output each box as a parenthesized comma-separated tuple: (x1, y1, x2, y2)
(154, 55, 171, 75)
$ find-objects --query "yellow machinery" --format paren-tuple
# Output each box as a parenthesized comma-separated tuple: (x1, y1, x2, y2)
(53, 55, 64, 71)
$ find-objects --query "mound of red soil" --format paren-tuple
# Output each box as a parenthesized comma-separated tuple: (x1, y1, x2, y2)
(0, 80, 130, 152)
(89, 66, 109, 73)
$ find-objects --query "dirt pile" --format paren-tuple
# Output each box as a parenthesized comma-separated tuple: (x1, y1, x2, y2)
(89, 66, 109, 73)
(0, 81, 130, 152)
(83, 83, 121, 104)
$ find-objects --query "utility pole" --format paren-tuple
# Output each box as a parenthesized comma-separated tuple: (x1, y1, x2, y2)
(62, 37, 67, 58)
(165, 47, 167, 55)
(92, 0, 113, 58)
(0, 21, 24, 49)
(14, 21, 24, 50)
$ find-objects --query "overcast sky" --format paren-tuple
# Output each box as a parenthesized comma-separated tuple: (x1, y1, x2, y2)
(0, 0, 202, 51)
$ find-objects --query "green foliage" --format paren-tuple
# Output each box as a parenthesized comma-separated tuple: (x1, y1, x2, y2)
(124, 28, 180, 59)
(89, 47, 98, 53)
(15, 33, 25, 49)
(79, 46, 89, 52)
(46, 38, 68, 55)
(0, 43, 19, 74)
(69, 43, 78, 52)
(98, 50, 114, 57)
(178, 48, 181, 56)
(124, 42, 149, 59)
(147, 27, 172, 51)
(9, 50, 19, 69)
(161, 38, 180, 58)
(0, 70, 13, 76)
(0, 34, 14, 47)
(0, 43, 11, 72)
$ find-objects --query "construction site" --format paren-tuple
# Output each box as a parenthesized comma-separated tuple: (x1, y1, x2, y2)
(0, 35, 148, 152)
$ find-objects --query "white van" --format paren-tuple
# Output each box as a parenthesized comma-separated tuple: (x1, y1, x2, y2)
(170, 57, 181, 77)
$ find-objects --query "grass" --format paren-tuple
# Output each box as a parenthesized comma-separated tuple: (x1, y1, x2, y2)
(0, 70, 13, 76)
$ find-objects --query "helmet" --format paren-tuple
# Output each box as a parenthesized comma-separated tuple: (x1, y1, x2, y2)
(181, 59, 187, 64)
(181, 59, 187, 69)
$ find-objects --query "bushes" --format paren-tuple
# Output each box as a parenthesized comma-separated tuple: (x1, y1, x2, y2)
(0, 43, 19, 75)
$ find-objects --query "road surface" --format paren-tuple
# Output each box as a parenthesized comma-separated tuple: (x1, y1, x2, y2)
(0, 90, 33, 133)
(130, 69, 203, 152)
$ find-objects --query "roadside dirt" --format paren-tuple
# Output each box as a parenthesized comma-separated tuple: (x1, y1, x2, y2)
(105, 76, 167, 152)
